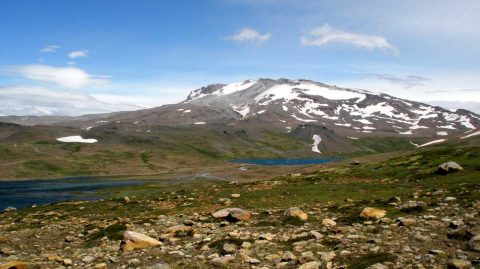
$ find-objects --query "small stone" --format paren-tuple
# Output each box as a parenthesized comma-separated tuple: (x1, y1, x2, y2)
(309, 231, 323, 240)
(322, 218, 336, 229)
(123, 196, 130, 204)
(368, 263, 389, 269)
(468, 234, 480, 252)
(318, 251, 335, 262)
(223, 243, 237, 254)
(241, 241, 252, 249)
(211, 255, 235, 266)
(284, 207, 308, 222)
(396, 217, 416, 227)
(444, 197, 457, 202)
(282, 251, 297, 262)
(148, 263, 171, 269)
(94, 263, 107, 269)
(298, 261, 322, 269)
(82, 256, 95, 263)
(239, 253, 260, 264)
(231, 193, 241, 198)
(128, 259, 141, 266)
(63, 259, 73, 266)
(165, 225, 193, 237)
(65, 235, 76, 242)
(447, 259, 472, 269)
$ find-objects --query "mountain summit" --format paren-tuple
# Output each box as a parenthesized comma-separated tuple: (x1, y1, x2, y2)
(181, 78, 479, 137)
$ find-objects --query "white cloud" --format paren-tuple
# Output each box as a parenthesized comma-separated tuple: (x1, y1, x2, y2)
(227, 28, 271, 45)
(300, 24, 398, 54)
(68, 50, 89, 59)
(40, 45, 60, 53)
(1, 64, 109, 89)
(0, 85, 144, 116)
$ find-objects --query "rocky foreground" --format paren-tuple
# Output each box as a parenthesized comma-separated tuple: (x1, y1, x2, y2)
(1, 188, 480, 268)
(1, 154, 479, 269)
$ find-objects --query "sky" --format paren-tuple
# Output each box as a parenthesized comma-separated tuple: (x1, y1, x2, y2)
(1, 0, 480, 116)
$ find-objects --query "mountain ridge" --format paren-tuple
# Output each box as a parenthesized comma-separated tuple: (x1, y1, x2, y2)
(1, 78, 479, 139)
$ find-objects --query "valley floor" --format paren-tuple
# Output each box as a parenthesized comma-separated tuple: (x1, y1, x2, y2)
(0, 146, 479, 268)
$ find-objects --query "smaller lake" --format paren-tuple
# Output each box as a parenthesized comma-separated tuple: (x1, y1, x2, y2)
(0, 177, 144, 210)
(230, 158, 335, 166)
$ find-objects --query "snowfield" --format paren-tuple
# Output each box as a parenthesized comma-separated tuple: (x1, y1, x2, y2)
(57, 136, 98, 143)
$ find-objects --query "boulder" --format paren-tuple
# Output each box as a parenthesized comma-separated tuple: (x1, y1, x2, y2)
(212, 208, 251, 222)
(435, 161, 463, 175)
(360, 207, 386, 219)
(120, 231, 162, 252)
(0, 261, 28, 269)
(284, 207, 308, 222)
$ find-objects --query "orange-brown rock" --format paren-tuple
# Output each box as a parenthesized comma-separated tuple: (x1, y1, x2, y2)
(120, 231, 161, 252)
(360, 207, 386, 219)
(0, 261, 28, 269)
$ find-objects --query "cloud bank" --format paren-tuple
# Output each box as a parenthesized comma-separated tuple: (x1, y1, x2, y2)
(0, 86, 144, 116)
(1, 64, 109, 89)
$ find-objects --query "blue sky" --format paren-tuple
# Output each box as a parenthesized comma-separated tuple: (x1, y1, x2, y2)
(1, 0, 480, 115)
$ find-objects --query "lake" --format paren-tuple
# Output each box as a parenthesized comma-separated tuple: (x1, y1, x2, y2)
(0, 177, 144, 210)
(230, 158, 335, 166)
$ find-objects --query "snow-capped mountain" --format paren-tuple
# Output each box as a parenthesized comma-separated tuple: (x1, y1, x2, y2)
(182, 78, 479, 137)
(2, 78, 479, 140)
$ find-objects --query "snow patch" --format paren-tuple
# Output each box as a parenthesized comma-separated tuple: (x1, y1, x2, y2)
(194, 122, 206, 125)
(436, 131, 448, 136)
(347, 136, 359, 140)
(255, 82, 365, 105)
(311, 134, 322, 154)
(417, 139, 447, 147)
(57, 136, 98, 143)
(460, 130, 480, 139)
(398, 130, 413, 135)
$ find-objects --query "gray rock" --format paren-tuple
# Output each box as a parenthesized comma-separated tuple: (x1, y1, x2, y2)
(435, 161, 463, 175)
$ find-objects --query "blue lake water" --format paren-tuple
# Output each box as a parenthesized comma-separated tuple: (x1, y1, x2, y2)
(230, 158, 335, 166)
(0, 177, 144, 210)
